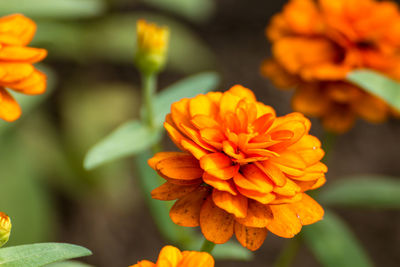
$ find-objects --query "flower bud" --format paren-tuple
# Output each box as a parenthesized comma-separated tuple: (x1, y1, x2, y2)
(134, 19, 170, 74)
(0, 212, 11, 247)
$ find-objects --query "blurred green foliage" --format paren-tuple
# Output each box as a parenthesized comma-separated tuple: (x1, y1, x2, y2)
(347, 69, 400, 110)
(303, 211, 373, 267)
(320, 175, 400, 209)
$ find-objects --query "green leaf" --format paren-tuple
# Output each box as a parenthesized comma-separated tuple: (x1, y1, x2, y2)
(0, 0, 106, 19)
(45, 260, 93, 267)
(303, 210, 373, 267)
(143, 0, 216, 23)
(319, 175, 400, 208)
(84, 120, 162, 170)
(0, 243, 92, 267)
(347, 69, 400, 110)
(152, 72, 220, 126)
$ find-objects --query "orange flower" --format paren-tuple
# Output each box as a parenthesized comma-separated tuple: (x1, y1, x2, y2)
(130, 245, 214, 267)
(0, 14, 47, 122)
(149, 85, 326, 251)
(262, 0, 400, 133)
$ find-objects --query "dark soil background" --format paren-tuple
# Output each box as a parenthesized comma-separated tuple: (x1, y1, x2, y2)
(47, 0, 400, 266)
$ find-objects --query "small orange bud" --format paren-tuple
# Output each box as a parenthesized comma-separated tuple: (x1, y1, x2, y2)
(0, 212, 11, 247)
(135, 19, 170, 74)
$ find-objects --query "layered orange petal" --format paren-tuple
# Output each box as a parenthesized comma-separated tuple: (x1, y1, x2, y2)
(267, 204, 302, 238)
(0, 87, 21, 121)
(234, 222, 268, 251)
(180, 251, 215, 267)
(263, 0, 399, 133)
(0, 14, 47, 121)
(170, 187, 209, 227)
(131, 245, 214, 267)
(199, 195, 235, 244)
(150, 85, 326, 250)
(151, 181, 201, 201)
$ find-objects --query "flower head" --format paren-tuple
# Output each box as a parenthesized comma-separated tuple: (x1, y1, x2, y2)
(135, 19, 170, 74)
(149, 85, 326, 251)
(262, 0, 400, 133)
(0, 212, 11, 247)
(130, 245, 214, 267)
(0, 14, 47, 122)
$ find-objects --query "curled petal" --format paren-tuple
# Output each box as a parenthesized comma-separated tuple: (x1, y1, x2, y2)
(200, 195, 235, 244)
(0, 87, 21, 121)
(189, 94, 217, 118)
(273, 179, 301, 196)
(5, 70, 46, 95)
(236, 186, 276, 204)
(0, 14, 36, 45)
(267, 204, 302, 238)
(235, 200, 273, 228)
(237, 164, 274, 193)
(289, 193, 324, 225)
(156, 153, 203, 180)
(180, 251, 215, 267)
(156, 245, 182, 266)
(170, 187, 210, 227)
(151, 181, 201, 201)
(0, 63, 34, 83)
(200, 153, 239, 180)
(212, 189, 248, 218)
(0, 46, 47, 63)
(203, 173, 237, 195)
(234, 222, 268, 251)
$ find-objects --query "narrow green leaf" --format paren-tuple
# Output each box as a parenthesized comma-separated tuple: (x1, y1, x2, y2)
(303, 210, 373, 267)
(0, 0, 106, 19)
(152, 72, 220, 126)
(45, 260, 93, 267)
(0, 243, 92, 267)
(84, 120, 162, 170)
(347, 69, 400, 110)
(319, 175, 400, 208)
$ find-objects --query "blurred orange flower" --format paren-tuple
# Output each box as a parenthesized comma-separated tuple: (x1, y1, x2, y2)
(0, 14, 47, 122)
(149, 85, 326, 251)
(130, 245, 214, 267)
(262, 0, 400, 133)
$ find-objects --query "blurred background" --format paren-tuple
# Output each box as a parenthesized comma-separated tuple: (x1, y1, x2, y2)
(0, 0, 399, 266)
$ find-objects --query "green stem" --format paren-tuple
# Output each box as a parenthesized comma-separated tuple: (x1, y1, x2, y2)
(200, 239, 216, 254)
(273, 235, 302, 267)
(141, 73, 157, 130)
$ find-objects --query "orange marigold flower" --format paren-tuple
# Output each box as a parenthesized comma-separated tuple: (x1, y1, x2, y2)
(130, 245, 214, 267)
(0, 14, 47, 122)
(149, 85, 326, 251)
(262, 0, 400, 133)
